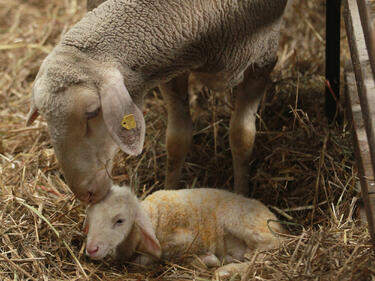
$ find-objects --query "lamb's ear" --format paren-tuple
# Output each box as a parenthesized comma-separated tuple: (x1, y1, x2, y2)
(100, 69, 145, 156)
(135, 206, 162, 259)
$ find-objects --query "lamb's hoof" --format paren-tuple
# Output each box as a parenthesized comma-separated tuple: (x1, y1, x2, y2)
(215, 268, 231, 279)
(215, 263, 246, 280)
(200, 253, 220, 267)
(191, 253, 220, 269)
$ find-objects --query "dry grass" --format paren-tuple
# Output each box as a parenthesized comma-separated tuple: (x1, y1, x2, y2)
(0, 0, 374, 280)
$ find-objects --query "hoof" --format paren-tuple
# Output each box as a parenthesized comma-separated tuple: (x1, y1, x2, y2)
(215, 263, 247, 280)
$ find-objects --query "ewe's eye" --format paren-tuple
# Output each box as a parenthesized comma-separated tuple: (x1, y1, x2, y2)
(85, 108, 100, 120)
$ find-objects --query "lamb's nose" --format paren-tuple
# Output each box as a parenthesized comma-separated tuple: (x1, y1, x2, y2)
(86, 245, 99, 256)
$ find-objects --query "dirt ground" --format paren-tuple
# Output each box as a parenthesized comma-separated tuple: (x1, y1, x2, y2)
(0, 0, 374, 280)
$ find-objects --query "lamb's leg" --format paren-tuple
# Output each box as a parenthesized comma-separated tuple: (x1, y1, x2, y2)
(132, 254, 154, 266)
(199, 253, 220, 267)
(159, 74, 192, 189)
(215, 262, 250, 280)
(229, 72, 269, 195)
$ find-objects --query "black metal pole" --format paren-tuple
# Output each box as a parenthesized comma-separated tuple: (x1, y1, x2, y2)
(325, 0, 342, 123)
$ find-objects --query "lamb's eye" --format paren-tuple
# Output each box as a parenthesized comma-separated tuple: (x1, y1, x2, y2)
(115, 219, 124, 225)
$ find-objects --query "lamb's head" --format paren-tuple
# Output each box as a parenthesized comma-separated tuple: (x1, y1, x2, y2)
(84, 185, 161, 260)
(26, 47, 145, 203)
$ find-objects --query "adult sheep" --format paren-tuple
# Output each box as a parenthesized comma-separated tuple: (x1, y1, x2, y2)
(27, 0, 288, 203)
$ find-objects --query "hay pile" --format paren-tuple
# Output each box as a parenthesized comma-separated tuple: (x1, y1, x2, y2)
(0, 0, 374, 280)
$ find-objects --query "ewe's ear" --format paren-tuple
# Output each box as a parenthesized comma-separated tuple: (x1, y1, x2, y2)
(26, 77, 47, 126)
(135, 206, 162, 259)
(100, 69, 145, 156)
(26, 103, 39, 126)
(26, 81, 41, 126)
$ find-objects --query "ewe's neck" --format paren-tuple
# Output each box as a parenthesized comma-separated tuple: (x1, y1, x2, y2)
(61, 0, 201, 95)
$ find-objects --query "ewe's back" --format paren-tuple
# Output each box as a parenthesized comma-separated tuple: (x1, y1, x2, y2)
(62, 0, 288, 92)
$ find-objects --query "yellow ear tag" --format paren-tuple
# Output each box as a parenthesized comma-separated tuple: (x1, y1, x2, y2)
(121, 114, 136, 130)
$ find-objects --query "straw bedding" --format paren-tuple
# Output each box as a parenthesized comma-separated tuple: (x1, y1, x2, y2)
(0, 0, 374, 280)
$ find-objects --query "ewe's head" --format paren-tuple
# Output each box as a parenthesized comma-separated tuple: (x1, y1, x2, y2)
(26, 48, 145, 203)
(84, 185, 161, 260)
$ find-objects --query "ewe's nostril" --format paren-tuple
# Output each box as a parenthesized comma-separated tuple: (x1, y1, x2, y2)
(78, 192, 93, 203)
(76, 192, 90, 203)
(87, 192, 93, 203)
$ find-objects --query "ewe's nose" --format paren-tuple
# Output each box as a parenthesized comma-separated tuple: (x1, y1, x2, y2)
(74, 173, 111, 203)
(86, 245, 99, 256)
(76, 191, 93, 203)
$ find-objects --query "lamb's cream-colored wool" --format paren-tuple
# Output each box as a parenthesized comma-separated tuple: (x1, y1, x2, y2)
(26, 0, 288, 203)
(85, 185, 285, 275)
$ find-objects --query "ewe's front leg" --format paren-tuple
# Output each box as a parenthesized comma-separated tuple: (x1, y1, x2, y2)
(230, 74, 269, 195)
(159, 74, 192, 189)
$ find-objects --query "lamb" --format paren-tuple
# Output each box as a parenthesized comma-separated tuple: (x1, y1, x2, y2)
(84, 185, 285, 277)
(26, 0, 289, 203)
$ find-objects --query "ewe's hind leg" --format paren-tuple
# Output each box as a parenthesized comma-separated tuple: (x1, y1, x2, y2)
(230, 73, 269, 195)
(159, 74, 192, 189)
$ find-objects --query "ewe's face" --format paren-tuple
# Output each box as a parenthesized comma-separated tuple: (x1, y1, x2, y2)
(52, 85, 118, 203)
(32, 77, 117, 204)
(28, 52, 145, 203)
(85, 188, 136, 260)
